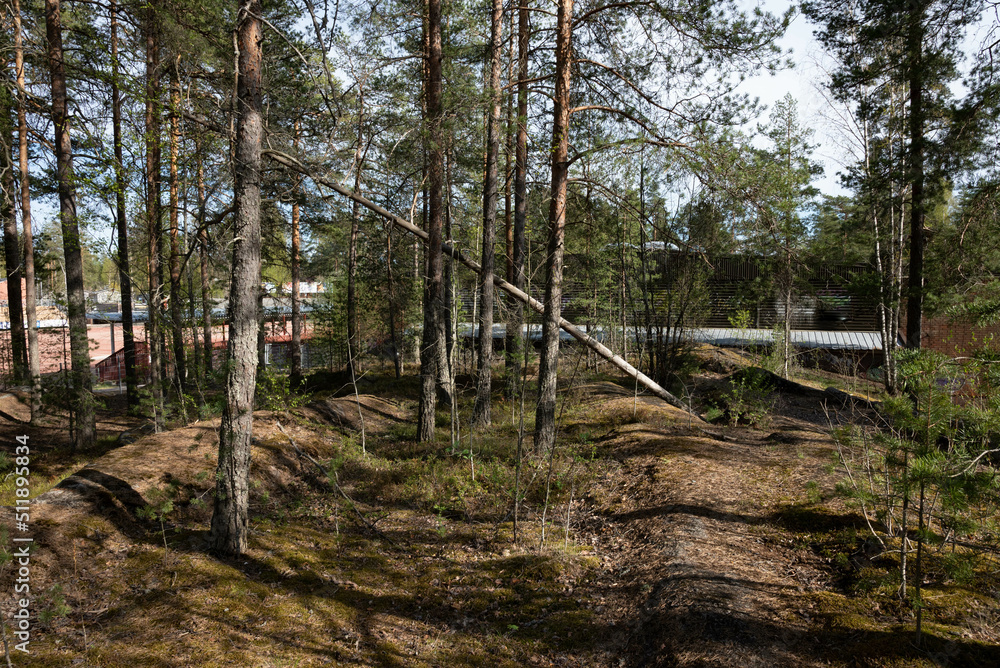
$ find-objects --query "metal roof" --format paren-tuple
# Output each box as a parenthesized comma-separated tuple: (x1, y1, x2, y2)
(455, 324, 883, 351)
(685, 328, 883, 350)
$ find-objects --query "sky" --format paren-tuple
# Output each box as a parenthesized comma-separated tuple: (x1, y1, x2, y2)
(739, 0, 849, 198)
(743, 0, 998, 199)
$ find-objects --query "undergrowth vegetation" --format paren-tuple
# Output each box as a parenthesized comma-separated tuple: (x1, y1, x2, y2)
(4, 347, 1000, 666)
(831, 347, 1000, 646)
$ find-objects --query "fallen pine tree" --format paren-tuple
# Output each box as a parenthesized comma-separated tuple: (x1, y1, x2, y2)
(264, 149, 698, 418)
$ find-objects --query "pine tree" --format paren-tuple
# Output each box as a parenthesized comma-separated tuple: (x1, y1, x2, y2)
(802, 0, 987, 348)
(210, 0, 264, 556)
(45, 0, 96, 449)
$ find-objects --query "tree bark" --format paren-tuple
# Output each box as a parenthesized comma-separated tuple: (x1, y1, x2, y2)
(1, 89, 26, 384)
(196, 147, 213, 373)
(168, 57, 186, 393)
(386, 221, 402, 377)
(257, 288, 266, 372)
(905, 5, 926, 349)
(534, 0, 574, 453)
(145, 1, 166, 430)
(440, 148, 454, 401)
(417, 0, 446, 443)
(506, 0, 529, 398)
(185, 181, 200, 384)
(45, 0, 95, 449)
(472, 0, 505, 427)
(110, 0, 138, 410)
(289, 121, 303, 388)
(211, 0, 263, 556)
(13, 0, 41, 420)
(347, 104, 362, 376)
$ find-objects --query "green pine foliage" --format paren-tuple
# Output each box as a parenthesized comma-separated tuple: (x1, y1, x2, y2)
(835, 346, 1000, 641)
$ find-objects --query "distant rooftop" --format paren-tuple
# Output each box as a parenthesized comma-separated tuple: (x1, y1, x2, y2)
(685, 328, 885, 351)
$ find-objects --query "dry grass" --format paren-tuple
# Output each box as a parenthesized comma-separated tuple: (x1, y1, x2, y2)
(0, 351, 997, 666)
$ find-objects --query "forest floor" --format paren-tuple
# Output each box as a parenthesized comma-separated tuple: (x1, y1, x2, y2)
(0, 345, 998, 667)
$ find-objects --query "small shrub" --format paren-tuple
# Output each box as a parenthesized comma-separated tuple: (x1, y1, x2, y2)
(37, 585, 71, 626)
(256, 367, 310, 411)
(940, 552, 977, 586)
(724, 367, 774, 427)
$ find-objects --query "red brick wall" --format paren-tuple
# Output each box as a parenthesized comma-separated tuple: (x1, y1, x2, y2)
(899, 311, 1000, 356)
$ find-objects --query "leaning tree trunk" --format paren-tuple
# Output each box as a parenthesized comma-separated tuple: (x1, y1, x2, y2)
(210, 0, 263, 556)
(13, 0, 41, 420)
(111, 0, 138, 410)
(266, 150, 696, 416)
(534, 0, 574, 453)
(45, 0, 95, 449)
(416, 0, 446, 443)
(472, 0, 505, 427)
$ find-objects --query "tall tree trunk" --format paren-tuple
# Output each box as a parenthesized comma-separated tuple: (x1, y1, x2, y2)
(1, 90, 26, 384)
(185, 183, 200, 384)
(348, 103, 362, 376)
(386, 221, 402, 378)
(413, 4, 429, 371)
(45, 0, 95, 449)
(440, 148, 454, 401)
(534, 0, 573, 453)
(289, 121, 303, 388)
(168, 57, 186, 393)
(783, 260, 792, 379)
(472, 0, 504, 427)
(197, 148, 213, 373)
(503, 9, 514, 365)
(145, 2, 166, 430)
(506, 0, 529, 397)
(13, 0, 41, 420)
(257, 288, 266, 372)
(111, 0, 138, 410)
(905, 5, 925, 349)
(417, 0, 446, 442)
(211, 0, 263, 556)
